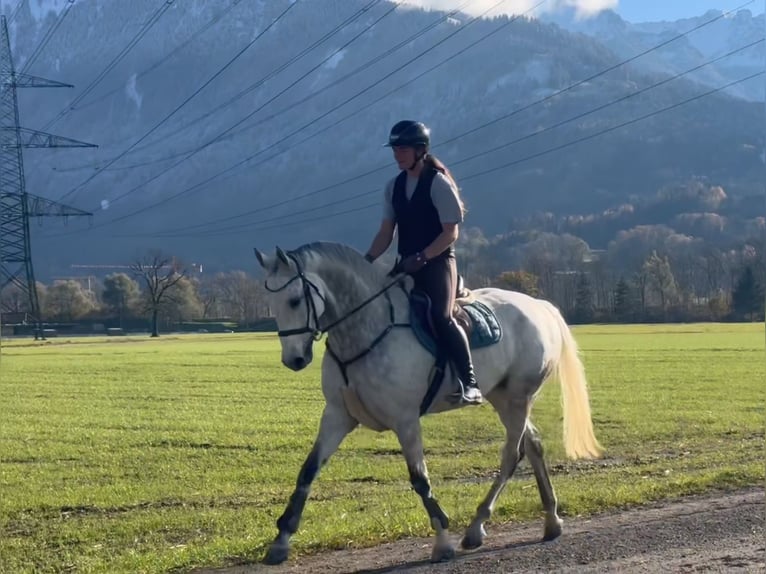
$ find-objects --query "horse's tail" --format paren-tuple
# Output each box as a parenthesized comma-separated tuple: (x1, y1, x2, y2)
(543, 301, 603, 460)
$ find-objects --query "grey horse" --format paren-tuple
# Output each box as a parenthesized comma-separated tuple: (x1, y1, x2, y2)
(255, 242, 602, 565)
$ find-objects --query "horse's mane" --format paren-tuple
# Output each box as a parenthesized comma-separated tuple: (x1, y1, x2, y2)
(289, 241, 477, 300)
(289, 241, 386, 283)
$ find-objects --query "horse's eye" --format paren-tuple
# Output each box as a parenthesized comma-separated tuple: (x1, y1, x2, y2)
(288, 297, 302, 309)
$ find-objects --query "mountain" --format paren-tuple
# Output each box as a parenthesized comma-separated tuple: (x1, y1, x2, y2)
(0, 0, 761, 279)
(543, 7, 765, 102)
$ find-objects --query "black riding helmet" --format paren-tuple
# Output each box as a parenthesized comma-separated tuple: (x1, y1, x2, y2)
(384, 120, 430, 148)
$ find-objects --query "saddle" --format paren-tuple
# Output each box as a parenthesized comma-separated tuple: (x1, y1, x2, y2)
(408, 280, 502, 415)
(409, 287, 503, 358)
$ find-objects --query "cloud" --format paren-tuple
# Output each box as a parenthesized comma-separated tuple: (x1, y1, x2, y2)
(393, 0, 617, 19)
(125, 73, 142, 110)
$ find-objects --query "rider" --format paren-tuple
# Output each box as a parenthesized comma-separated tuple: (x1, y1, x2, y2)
(364, 120, 483, 405)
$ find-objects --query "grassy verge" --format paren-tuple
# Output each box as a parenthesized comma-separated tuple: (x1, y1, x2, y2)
(0, 324, 763, 573)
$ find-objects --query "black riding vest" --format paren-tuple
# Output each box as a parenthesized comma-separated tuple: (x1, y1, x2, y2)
(391, 167, 454, 259)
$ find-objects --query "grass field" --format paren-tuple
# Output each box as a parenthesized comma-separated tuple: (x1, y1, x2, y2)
(0, 323, 763, 573)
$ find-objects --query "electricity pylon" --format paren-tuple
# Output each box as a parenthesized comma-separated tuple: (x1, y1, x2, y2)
(0, 14, 96, 339)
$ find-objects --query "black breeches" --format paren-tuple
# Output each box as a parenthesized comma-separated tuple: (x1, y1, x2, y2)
(412, 255, 474, 382)
(412, 254, 458, 334)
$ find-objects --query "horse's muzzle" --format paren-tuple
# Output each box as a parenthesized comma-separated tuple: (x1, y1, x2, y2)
(284, 356, 308, 371)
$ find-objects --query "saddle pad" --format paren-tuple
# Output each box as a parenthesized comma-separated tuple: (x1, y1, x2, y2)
(409, 291, 503, 358)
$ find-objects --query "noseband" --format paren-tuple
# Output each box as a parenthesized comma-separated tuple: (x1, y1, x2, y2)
(264, 252, 405, 341)
(264, 254, 326, 341)
(264, 251, 412, 387)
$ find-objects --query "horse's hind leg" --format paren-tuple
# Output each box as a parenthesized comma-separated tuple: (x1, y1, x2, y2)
(524, 422, 563, 541)
(264, 404, 357, 565)
(461, 394, 528, 551)
(395, 421, 455, 563)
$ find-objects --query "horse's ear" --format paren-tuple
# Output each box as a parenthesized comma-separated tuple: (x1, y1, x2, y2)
(254, 247, 267, 268)
(276, 246, 290, 266)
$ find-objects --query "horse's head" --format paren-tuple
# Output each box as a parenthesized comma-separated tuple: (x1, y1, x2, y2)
(255, 246, 329, 371)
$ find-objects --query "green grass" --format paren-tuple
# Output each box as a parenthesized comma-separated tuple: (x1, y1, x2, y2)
(0, 323, 763, 573)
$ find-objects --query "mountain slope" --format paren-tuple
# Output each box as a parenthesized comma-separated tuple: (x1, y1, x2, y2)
(543, 7, 765, 101)
(0, 0, 760, 276)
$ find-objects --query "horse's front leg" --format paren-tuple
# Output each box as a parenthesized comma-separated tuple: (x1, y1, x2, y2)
(395, 421, 455, 563)
(264, 404, 357, 565)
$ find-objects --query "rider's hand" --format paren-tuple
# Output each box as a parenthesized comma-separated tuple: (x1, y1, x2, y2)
(401, 252, 428, 274)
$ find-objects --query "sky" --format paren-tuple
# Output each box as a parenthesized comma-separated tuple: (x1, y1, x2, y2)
(395, 0, 765, 22)
(615, 0, 764, 22)
(5, 1, 765, 23)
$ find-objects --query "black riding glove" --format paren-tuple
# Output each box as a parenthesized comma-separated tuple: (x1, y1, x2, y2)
(401, 252, 428, 274)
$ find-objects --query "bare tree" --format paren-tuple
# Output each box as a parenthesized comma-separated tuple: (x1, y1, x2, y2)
(525, 252, 555, 299)
(606, 224, 675, 275)
(195, 276, 218, 319)
(493, 270, 540, 296)
(643, 251, 678, 315)
(1, 282, 46, 314)
(665, 236, 703, 305)
(213, 271, 262, 327)
(102, 273, 140, 329)
(633, 268, 649, 317)
(161, 276, 203, 326)
(586, 257, 613, 312)
(131, 251, 186, 337)
(699, 246, 728, 299)
(456, 226, 490, 285)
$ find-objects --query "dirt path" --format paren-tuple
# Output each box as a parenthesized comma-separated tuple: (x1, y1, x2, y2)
(199, 488, 764, 573)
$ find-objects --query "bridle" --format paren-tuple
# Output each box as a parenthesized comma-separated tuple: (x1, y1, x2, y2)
(263, 251, 408, 382)
(263, 253, 326, 341)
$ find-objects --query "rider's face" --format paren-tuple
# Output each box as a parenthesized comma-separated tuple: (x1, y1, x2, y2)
(392, 145, 416, 170)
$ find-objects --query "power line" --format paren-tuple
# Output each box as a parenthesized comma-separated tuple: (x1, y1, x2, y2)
(448, 38, 766, 169)
(41, 0, 176, 131)
(78, 0, 479, 170)
(221, 0, 760, 195)
(90, 0, 396, 209)
(66, 0, 246, 115)
(46, 0, 423, 222)
(242, 200, 380, 234)
(56, 0, 300, 202)
(53, 0, 479, 174)
(460, 72, 764, 182)
(8, 0, 24, 24)
(83, 0, 760, 184)
(57, 0, 394, 173)
(152, 199, 382, 239)
(120, 187, 382, 238)
(141, 47, 763, 239)
(66, 0, 531, 230)
(437, 0, 760, 148)
(48, 0, 758, 239)
(108, 0, 391, 159)
(20, 0, 74, 74)
(78, 0, 392, 204)
(202, 72, 766, 237)
(116, 0, 754, 238)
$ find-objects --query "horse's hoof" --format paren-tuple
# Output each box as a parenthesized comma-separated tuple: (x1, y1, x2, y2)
(263, 543, 289, 565)
(430, 543, 456, 563)
(543, 517, 563, 541)
(460, 524, 486, 550)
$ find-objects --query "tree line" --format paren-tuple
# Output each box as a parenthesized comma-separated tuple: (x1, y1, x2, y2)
(457, 225, 765, 323)
(1, 251, 271, 337)
(1, 227, 763, 337)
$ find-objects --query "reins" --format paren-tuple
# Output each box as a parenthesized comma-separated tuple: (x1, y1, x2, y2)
(264, 252, 406, 339)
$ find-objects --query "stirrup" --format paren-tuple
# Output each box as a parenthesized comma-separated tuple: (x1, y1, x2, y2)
(449, 381, 483, 405)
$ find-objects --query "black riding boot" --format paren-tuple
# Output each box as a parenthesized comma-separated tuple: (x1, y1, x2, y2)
(440, 320, 483, 405)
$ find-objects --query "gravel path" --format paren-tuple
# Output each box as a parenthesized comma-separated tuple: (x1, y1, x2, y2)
(197, 488, 764, 574)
